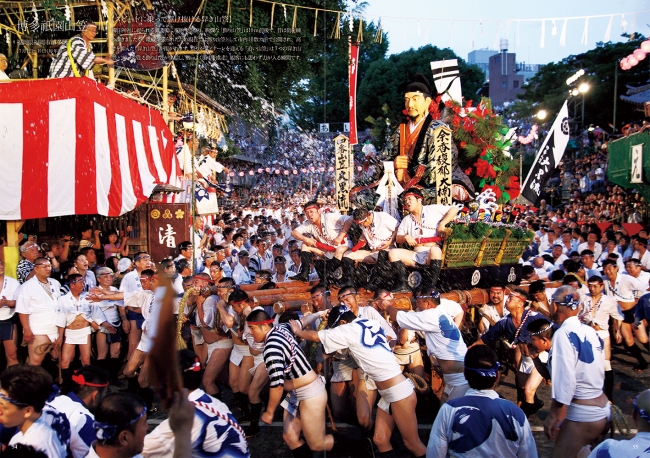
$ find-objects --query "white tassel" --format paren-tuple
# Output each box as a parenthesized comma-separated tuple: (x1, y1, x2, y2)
(551, 19, 557, 36)
(581, 18, 588, 45)
(559, 18, 567, 46)
(540, 20, 545, 48)
(349, 13, 354, 32)
(621, 14, 627, 32)
(604, 15, 612, 42)
(101, 0, 108, 18)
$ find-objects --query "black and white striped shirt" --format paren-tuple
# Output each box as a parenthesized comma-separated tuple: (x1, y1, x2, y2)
(263, 323, 312, 388)
(48, 36, 95, 78)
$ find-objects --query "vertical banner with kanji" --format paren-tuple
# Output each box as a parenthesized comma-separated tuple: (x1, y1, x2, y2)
(433, 126, 453, 205)
(520, 101, 570, 205)
(147, 203, 190, 262)
(334, 135, 352, 213)
(349, 42, 359, 146)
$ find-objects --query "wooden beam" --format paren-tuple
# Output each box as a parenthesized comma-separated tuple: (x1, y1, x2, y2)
(4, 221, 23, 280)
(107, 0, 115, 87)
(162, 64, 168, 122)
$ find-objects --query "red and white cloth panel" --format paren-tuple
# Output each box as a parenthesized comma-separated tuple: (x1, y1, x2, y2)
(0, 77, 180, 220)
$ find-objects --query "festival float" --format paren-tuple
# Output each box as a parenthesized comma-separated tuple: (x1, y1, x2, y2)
(0, 1, 533, 316)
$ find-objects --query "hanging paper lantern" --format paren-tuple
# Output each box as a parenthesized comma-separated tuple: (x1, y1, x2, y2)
(310, 166, 315, 172)
(257, 168, 263, 173)
(628, 54, 639, 66)
(641, 40, 650, 53)
(301, 168, 307, 173)
(292, 170, 298, 175)
(229, 172, 235, 177)
(357, 166, 362, 171)
(275, 169, 281, 174)
(265, 167, 271, 173)
(633, 49, 646, 61)
(249, 170, 254, 175)
(283, 170, 290, 175)
(620, 58, 629, 70)
(239, 171, 245, 177)
(328, 166, 334, 172)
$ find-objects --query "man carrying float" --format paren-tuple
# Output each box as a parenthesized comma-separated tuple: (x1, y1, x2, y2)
(388, 188, 458, 292)
(290, 200, 353, 286)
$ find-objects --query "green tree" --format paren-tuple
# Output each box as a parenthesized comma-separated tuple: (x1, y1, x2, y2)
(357, 45, 485, 131)
(516, 36, 648, 131)
(167, 0, 353, 125)
(288, 19, 389, 130)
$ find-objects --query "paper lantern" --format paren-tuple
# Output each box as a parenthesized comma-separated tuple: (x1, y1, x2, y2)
(265, 167, 271, 173)
(301, 168, 307, 173)
(275, 169, 281, 174)
(641, 40, 650, 53)
(310, 166, 315, 172)
(619, 58, 628, 70)
(628, 54, 639, 66)
(229, 172, 235, 177)
(283, 170, 289, 175)
(357, 166, 362, 171)
(292, 170, 298, 175)
(319, 167, 325, 172)
(328, 166, 334, 172)
(633, 49, 646, 61)
(239, 172, 244, 176)
(257, 168, 263, 173)
(249, 171, 254, 175)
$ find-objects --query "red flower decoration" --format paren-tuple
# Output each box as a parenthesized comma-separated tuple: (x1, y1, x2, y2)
(460, 141, 467, 148)
(506, 175, 521, 199)
(465, 167, 473, 175)
(475, 158, 496, 179)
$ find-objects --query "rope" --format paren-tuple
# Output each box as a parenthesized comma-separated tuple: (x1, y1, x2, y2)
(405, 372, 430, 394)
(610, 403, 631, 437)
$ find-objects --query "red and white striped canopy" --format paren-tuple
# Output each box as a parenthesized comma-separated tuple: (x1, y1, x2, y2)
(0, 78, 179, 220)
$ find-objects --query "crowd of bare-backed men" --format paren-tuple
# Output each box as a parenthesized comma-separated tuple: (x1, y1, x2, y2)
(2, 190, 650, 458)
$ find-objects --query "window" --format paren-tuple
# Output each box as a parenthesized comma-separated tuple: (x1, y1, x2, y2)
(494, 56, 500, 64)
(502, 81, 507, 88)
(513, 80, 519, 89)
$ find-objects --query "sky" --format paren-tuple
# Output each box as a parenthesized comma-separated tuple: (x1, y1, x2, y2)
(357, 0, 650, 65)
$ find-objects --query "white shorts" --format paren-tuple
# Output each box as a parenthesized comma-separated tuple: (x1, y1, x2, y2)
(519, 355, 535, 375)
(377, 378, 414, 413)
(357, 367, 377, 391)
(413, 247, 433, 266)
(249, 353, 264, 376)
(331, 357, 356, 383)
(32, 326, 59, 343)
(65, 327, 91, 345)
(282, 376, 327, 416)
(442, 372, 470, 402)
(565, 402, 612, 423)
(137, 333, 153, 353)
(230, 344, 251, 366)
(206, 338, 234, 364)
(191, 327, 204, 346)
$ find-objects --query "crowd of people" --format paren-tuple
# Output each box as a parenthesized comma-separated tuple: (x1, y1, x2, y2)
(0, 178, 649, 457)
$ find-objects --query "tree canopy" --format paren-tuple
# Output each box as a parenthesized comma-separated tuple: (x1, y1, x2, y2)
(514, 36, 649, 131)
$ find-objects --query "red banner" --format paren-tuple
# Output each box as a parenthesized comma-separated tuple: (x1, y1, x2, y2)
(349, 42, 359, 145)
